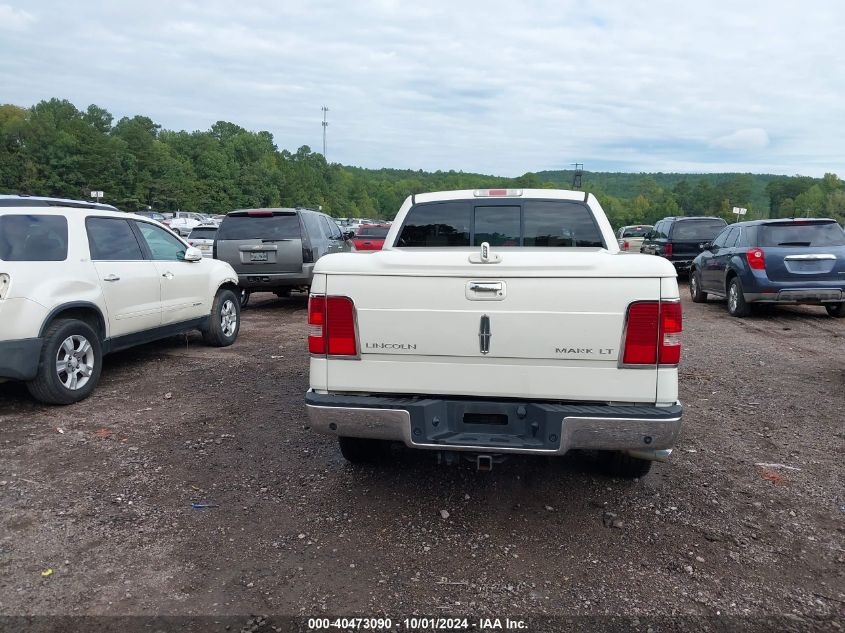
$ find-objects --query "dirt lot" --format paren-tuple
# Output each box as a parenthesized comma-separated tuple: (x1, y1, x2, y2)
(1, 284, 843, 631)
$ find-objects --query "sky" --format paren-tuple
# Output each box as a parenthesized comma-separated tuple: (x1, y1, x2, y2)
(1, 0, 843, 177)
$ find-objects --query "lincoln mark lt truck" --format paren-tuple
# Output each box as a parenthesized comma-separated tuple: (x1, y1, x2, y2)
(305, 189, 682, 477)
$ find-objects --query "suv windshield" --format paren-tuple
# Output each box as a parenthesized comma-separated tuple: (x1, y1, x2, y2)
(0, 214, 68, 261)
(671, 219, 727, 240)
(217, 213, 301, 240)
(759, 222, 845, 247)
(397, 200, 604, 248)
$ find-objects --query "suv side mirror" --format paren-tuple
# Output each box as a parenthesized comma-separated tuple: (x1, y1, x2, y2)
(343, 231, 355, 240)
(699, 242, 711, 252)
(183, 246, 203, 262)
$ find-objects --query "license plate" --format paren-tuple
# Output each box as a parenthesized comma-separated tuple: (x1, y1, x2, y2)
(250, 252, 269, 262)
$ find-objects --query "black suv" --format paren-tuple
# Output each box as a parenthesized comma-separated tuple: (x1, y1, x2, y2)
(640, 216, 728, 273)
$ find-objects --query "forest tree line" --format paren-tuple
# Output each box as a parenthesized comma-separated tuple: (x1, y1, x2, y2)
(1, 99, 843, 228)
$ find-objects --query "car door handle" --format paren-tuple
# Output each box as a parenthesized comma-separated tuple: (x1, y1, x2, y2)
(103, 274, 120, 282)
(162, 272, 174, 280)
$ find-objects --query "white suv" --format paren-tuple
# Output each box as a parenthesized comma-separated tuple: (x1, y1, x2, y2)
(0, 196, 242, 405)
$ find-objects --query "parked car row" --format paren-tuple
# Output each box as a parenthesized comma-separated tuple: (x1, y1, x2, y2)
(630, 215, 845, 318)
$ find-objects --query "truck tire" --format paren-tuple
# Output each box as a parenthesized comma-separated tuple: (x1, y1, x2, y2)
(202, 289, 240, 347)
(825, 303, 845, 318)
(337, 437, 389, 463)
(727, 278, 750, 318)
(26, 318, 103, 405)
(603, 451, 653, 479)
(689, 270, 707, 303)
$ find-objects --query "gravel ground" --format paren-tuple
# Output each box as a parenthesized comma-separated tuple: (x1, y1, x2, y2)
(0, 284, 843, 632)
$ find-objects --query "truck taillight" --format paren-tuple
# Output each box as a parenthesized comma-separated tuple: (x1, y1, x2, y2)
(622, 300, 682, 367)
(663, 243, 673, 256)
(308, 295, 358, 357)
(658, 301, 682, 365)
(746, 248, 765, 270)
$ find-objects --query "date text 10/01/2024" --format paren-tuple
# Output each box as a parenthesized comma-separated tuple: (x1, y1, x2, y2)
(307, 617, 528, 630)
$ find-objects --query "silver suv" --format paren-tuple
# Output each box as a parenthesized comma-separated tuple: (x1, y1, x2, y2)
(214, 208, 352, 306)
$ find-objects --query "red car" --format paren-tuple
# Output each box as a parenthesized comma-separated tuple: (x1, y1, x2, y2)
(351, 224, 390, 251)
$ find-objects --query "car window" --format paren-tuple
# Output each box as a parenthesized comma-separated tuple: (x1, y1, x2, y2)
(671, 219, 727, 240)
(653, 221, 669, 239)
(523, 201, 604, 247)
(356, 226, 390, 238)
(135, 221, 187, 260)
(0, 214, 68, 261)
(86, 218, 144, 261)
(622, 226, 651, 238)
(188, 227, 218, 239)
(397, 202, 471, 247)
(216, 213, 301, 240)
(473, 206, 520, 246)
(710, 227, 731, 248)
(319, 216, 337, 239)
(302, 212, 326, 241)
(724, 227, 740, 248)
(759, 222, 845, 247)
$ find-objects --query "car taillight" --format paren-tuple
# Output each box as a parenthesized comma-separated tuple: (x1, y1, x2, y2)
(622, 300, 682, 367)
(308, 295, 358, 357)
(663, 243, 673, 256)
(622, 240, 629, 250)
(746, 248, 765, 270)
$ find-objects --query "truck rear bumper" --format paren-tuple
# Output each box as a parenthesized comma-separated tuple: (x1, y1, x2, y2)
(305, 391, 682, 461)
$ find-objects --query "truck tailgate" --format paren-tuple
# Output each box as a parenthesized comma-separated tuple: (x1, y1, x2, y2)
(318, 250, 674, 403)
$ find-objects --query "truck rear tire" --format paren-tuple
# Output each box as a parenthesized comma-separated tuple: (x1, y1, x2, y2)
(337, 437, 389, 463)
(603, 451, 653, 479)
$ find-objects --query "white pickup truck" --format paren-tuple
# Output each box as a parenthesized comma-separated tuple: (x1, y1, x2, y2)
(305, 189, 682, 477)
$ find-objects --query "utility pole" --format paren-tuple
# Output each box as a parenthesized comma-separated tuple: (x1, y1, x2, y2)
(321, 106, 329, 159)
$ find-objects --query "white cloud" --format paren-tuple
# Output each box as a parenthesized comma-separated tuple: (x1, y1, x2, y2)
(0, 0, 842, 177)
(0, 3, 34, 30)
(710, 128, 771, 151)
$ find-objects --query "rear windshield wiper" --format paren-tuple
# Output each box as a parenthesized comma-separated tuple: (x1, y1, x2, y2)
(777, 241, 812, 246)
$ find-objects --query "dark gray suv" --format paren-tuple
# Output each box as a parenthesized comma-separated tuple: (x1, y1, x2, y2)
(214, 208, 351, 306)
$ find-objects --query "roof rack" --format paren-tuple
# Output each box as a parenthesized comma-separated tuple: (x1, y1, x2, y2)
(0, 195, 119, 211)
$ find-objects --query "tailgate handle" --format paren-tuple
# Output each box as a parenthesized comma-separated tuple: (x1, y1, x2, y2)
(469, 282, 502, 293)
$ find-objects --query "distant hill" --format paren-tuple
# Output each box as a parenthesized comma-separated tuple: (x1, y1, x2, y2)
(536, 170, 786, 215)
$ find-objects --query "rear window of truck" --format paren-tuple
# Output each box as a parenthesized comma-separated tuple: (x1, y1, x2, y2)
(217, 213, 300, 240)
(759, 222, 845, 247)
(670, 219, 727, 240)
(396, 200, 604, 248)
(0, 214, 68, 261)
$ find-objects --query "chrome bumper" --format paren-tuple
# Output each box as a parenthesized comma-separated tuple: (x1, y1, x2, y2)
(306, 402, 681, 462)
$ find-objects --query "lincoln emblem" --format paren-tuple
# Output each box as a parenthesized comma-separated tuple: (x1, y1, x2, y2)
(478, 315, 491, 355)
